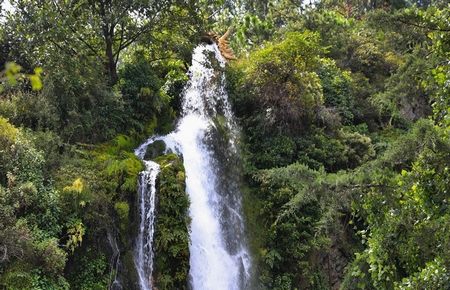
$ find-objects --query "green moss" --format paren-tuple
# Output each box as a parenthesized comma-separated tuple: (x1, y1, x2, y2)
(121, 250, 140, 289)
(212, 114, 232, 143)
(114, 201, 130, 233)
(241, 184, 265, 281)
(152, 154, 190, 290)
(144, 140, 166, 160)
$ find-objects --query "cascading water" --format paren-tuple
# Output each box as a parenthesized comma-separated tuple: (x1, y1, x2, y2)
(134, 43, 251, 290)
(134, 157, 160, 290)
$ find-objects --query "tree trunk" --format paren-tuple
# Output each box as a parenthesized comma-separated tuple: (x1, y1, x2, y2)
(105, 36, 118, 85)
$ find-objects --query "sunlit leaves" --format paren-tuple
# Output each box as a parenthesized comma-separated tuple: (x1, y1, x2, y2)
(63, 178, 84, 193)
(0, 116, 19, 141)
(29, 67, 43, 90)
(0, 62, 43, 93)
(65, 220, 85, 253)
(396, 258, 450, 290)
(233, 31, 324, 133)
(399, 5, 450, 133)
(4, 62, 21, 86)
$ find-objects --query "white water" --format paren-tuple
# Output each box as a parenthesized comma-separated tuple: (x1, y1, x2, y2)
(134, 43, 251, 290)
(134, 158, 160, 290)
(174, 44, 251, 290)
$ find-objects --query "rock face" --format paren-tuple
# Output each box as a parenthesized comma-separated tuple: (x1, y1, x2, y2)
(202, 28, 237, 61)
(399, 94, 431, 122)
(317, 218, 355, 290)
(144, 140, 166, 160)
(322, 242, 350, 290)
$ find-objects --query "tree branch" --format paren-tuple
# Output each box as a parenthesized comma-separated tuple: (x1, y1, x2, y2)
(49, 39, 78, 57)
(51, 0, 103, 60)
(114, 22, 125, 64)
(116, 6, 162, 52)
(395, 17, 450, 33)
(333, 183, 396, 191)
(0, 245, 7, 263)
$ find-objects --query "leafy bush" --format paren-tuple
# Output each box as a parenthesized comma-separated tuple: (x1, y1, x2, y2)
(254, 163, 335, 289)
(152, 154, 190, 290)
(343, 120, 450, 289)
(0, 90, 59, 131)
(318, 59, 355, 124)
(230, 31, 324, 134)
(396, 258, 450, 290)
(119, 52, 166, 120)
(66, 249, 109, 290)
(41, 58, 126, 143)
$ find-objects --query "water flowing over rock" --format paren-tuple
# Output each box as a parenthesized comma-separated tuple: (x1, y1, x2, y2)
(134, 159, 160, 290)
(134, 43, 252, 290)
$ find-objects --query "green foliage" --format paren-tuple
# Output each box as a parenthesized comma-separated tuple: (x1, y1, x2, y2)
(371, 48, 434, 125)
(0, 116, 19, 141)
(152, 154, 190, 290)
(65, 220, 85, 254)
(341, 120, 450, 289)
(119, 52, 167, 119)
(0, 90, 59, 131)
(42, 60, 126, 143)
(0, 226, 69, 289)
(0, 117, 44, 185)
(227, 30, 378, 174)
(340, 252, 376, 290)
(318, 59, 355, 124)
(254, 163, 337, 289)
(250, 134, 297, 169)
(52, 136, 144, 288)
(234, 31, 324, 133)
(419, 7, 450, 136)
(114, 201, 130, 233)
(0, 119, 61, 233)
(297, 129, 375, 172)
(66, 249, 110, 290)
(0, 118, 68, 288)
(227, 7, 450, 288)
(396, 258, 450, 290)
(1, 268, 69, 290)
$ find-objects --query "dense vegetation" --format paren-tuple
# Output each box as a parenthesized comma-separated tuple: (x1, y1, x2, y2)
(1, 0, 449, 289)
(153, 154, 190, 290)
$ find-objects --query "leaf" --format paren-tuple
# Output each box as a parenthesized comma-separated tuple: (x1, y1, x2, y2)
(29, 74, 43, 90)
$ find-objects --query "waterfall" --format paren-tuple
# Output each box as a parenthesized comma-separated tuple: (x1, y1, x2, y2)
(134, 43, 251, 290)
(134, 158, 160, 290)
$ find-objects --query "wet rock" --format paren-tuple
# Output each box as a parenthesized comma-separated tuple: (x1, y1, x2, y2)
(144, 140, 166, 160)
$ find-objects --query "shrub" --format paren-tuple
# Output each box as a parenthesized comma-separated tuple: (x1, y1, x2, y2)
(152, 154, 190, 290)
(231, 31, 325, 134)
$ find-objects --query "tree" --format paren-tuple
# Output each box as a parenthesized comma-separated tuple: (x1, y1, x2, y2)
(10, 0, 176, 85)
(232, 31, 324, 133)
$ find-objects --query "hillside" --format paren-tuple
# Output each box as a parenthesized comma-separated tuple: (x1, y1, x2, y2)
(1, 1, 449, 289)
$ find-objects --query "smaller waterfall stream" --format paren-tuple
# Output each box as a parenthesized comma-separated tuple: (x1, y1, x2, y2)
(134, 155, 161, 290)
